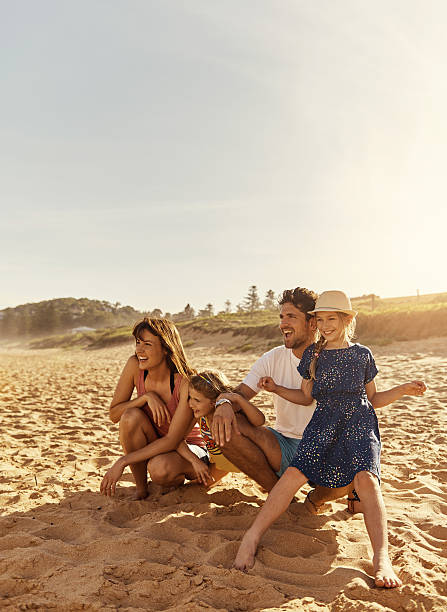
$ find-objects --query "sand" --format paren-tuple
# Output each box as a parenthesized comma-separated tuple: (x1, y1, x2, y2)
(0, 338, 446, 611)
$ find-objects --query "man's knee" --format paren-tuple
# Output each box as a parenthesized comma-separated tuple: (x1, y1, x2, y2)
(218, 414, 256, 451)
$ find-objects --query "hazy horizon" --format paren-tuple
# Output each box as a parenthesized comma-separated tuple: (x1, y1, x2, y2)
(2, 1, 446, 314)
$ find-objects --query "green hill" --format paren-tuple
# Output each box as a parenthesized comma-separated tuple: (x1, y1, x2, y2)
(23, 291, 447, 352)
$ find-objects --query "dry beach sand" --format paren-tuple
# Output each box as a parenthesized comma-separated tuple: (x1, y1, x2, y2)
(0, 338, 446, 611)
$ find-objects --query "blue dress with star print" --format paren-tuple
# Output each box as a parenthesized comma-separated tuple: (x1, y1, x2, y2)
(289, 343, 381, 488)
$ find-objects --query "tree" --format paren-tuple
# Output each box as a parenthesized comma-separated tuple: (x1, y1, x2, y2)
(198, 303, 214, 318)
(224, 299, 232, 314)
(150, 308, 163, 318)
(243, 285, 261, 312)
(183, 304, 195, 320)
(263, 289, 276, 310)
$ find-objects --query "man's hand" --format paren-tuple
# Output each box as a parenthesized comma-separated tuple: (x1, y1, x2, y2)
(401, 380, 427, 397)
(100, 458, 126, 496)
(142, 392, 171, 427)
(210, 402, 240, 446)
(258, 376, 278, 393)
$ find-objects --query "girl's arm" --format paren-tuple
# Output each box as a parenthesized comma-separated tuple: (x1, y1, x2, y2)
(258, 376, 314, 406)
(366, 379, 427, 408)
(176, 440, 213, 486)
(216, 392, 265, 426)
(101, 379, 195, 494)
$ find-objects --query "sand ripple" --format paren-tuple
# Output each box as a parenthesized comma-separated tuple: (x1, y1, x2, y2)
(0, 340, 446, 610)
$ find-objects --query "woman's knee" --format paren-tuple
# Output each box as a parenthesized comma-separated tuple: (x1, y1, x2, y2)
(119, 407, 146, 434)
(148, 456, 177, 484)
(353, 470, 379, 492)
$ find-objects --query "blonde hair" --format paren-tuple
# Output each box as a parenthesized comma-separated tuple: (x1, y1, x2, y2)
(189, 370, 232, 401)
(132, 318, 195, 379)
(309, 313, 356, 380)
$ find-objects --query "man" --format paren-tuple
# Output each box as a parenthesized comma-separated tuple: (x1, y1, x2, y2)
(211, 287, 353, 513)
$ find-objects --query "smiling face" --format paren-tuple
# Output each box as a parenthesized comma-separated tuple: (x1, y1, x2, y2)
(135, 329, 167, 370)
(279, 302, 314, 354)
(315, 311, 347, 345)
(189, 386, 214, 419)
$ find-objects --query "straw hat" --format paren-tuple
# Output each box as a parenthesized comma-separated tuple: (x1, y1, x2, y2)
(308, 290, 357, 316)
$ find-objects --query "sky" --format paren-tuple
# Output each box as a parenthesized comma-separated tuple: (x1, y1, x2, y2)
(1, 1, 446, 315)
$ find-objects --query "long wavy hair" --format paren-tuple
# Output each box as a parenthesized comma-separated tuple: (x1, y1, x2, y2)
(132, 318, 195, 379)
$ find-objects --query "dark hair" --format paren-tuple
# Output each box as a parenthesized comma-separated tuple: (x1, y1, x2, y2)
(132, 318, 195, 379)
(278, 287, 318, 320)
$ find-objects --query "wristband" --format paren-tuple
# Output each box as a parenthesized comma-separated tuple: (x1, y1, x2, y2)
(215, 398, 232, 408)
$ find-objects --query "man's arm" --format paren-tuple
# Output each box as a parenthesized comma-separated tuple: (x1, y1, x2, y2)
(210, 383, 258, 446)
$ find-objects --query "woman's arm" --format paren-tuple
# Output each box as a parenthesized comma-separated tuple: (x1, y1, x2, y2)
(109, 356, 147, 423)
(109, 356, 172, 426)
(258, 376, 314, 406)
(101, 379, 195, 494)
(216, 392, 265, 426)
(366, 379, 427, 408)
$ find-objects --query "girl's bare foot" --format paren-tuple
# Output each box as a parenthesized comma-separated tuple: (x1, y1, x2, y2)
(373, 553, 402, 588)
(233, 533, 258, 571)
(304, 491, 330, 515)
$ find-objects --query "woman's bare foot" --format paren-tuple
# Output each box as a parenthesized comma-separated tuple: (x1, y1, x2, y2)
(132, 486, 149, 500)
(373, 553, 402, 588)
(233, 533, 258, 571)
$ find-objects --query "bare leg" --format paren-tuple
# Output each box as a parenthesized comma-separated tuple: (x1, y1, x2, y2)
(148, 451, 201, 488)
(354, 471, 402, 588)
(219, 415, 282, 491)
(306, 483, 353, 515)
(234, 467, 308, 571)
(119, 408, 158, 499)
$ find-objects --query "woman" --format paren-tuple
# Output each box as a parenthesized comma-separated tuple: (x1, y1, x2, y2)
(100, 318, 207, 499)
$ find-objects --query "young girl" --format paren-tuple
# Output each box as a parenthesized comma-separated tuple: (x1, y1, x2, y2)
(234, 290, 426, 589)
(178, 370, 265, 486)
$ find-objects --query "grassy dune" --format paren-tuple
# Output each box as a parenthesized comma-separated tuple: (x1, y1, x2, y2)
(27, 292, 447, 351)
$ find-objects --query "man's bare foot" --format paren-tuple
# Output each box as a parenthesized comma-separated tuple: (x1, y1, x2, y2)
(304, 491, 330, 515)
(132, 486, 149, 501)
(373, 553, 402, 588)
(233, 533, 258, 571)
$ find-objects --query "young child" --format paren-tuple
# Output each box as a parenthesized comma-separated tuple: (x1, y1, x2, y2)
(178, 370, 265, 486)
(234, 290, 427, 589)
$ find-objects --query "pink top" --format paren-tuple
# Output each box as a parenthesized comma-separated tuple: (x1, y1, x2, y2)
(137, 371, 204, 447)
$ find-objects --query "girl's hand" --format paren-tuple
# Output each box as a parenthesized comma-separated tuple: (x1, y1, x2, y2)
(258, 376, 277, 393)
(191, 460, 214, 487)
(401, 381, 427, 397)
(142, 392, 171, 427)
(100, 459, 125, 496)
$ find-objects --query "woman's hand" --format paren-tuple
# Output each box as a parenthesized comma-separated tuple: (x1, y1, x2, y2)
(100, 458, 126, 496)
(191, 459, 214, 487)
(258, 376, 278, 393)
(401, 380, 427, 397)
(142, 391, 171, 427)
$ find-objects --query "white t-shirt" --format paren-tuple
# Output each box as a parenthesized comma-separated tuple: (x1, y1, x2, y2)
(242, 345, 316, 439)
